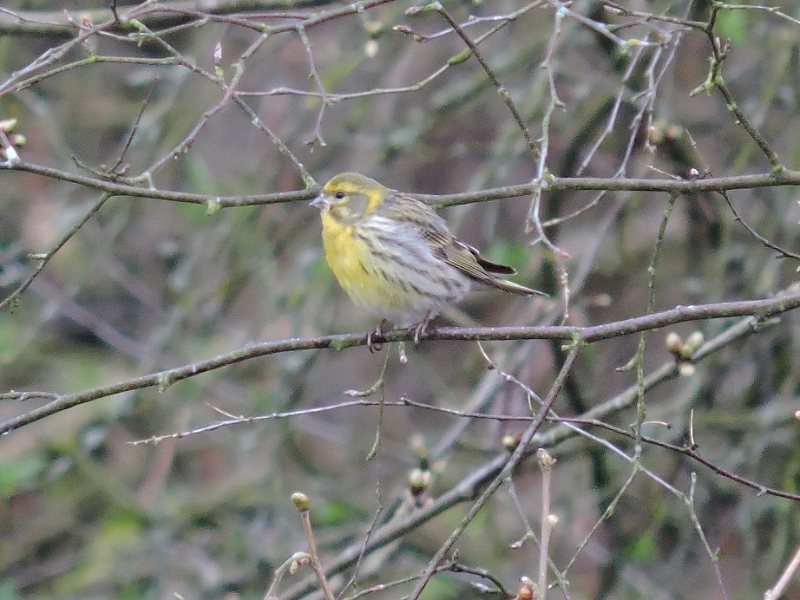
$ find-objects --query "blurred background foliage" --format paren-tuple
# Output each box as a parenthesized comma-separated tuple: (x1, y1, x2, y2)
(1, 0, 800, 598)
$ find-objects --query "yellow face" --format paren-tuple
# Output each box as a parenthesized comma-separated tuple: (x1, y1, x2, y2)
(315, 173, 387, 224)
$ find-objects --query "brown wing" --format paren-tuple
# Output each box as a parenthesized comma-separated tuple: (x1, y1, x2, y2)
(469, 246, 516, 275)
(442, 240, 545, 296)
(377, 191, 546, 297)
(421, 223, 543, 296)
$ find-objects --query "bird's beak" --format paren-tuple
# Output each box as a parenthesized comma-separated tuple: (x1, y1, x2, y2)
(310, 193, 328, 209)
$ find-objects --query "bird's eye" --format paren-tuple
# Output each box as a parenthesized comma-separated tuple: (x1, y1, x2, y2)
(334, 191, 345, 199)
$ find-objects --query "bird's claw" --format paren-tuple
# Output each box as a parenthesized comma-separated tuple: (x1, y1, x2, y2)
(366, 319, 389, 353)
(367, 315, 434, 351)
(410, 312, 434, 348)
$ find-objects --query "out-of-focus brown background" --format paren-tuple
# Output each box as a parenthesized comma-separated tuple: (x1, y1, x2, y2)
(1, 1, 799, 598)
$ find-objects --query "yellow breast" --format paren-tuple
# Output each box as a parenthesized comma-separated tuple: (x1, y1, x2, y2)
(320, 210, 382, 307)
(318, 204, 472, 321)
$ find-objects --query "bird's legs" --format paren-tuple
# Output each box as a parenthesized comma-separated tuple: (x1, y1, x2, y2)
(367, 313, 434, 352)
(410, 311, 434, 347)
(366, 318, 389, 353)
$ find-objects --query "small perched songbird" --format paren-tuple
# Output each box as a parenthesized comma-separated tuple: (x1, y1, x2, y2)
(311, 172, 546, 346)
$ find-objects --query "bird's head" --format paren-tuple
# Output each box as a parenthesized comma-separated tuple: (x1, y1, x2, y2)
(311, 172, 388, 224)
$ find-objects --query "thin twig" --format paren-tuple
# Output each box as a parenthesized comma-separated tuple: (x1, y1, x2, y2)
(292, 493, 336, 600)
(719, 190, 800, 260)
(536, 449, 556, 599)
(4, 290, 800, 435)
(765, 542, 800, 599)
(0, 193, 111, 312)
(433, 3, 538, 158)
(408, 342, 583, 598)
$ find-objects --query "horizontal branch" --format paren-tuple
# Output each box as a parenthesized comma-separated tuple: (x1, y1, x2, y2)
(0, 0, 332, 37)
(432, 169, 800, 207)
(3, 160, 800, 208)
(2, 161, 317, 206)
(2, 291, 798, 435)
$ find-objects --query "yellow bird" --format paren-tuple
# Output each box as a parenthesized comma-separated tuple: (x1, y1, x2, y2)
(311, 173, 545, 345)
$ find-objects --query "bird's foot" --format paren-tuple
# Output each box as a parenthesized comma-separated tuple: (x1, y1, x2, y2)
(410, 312, 434, 348)
(366, 319, 389, 353)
